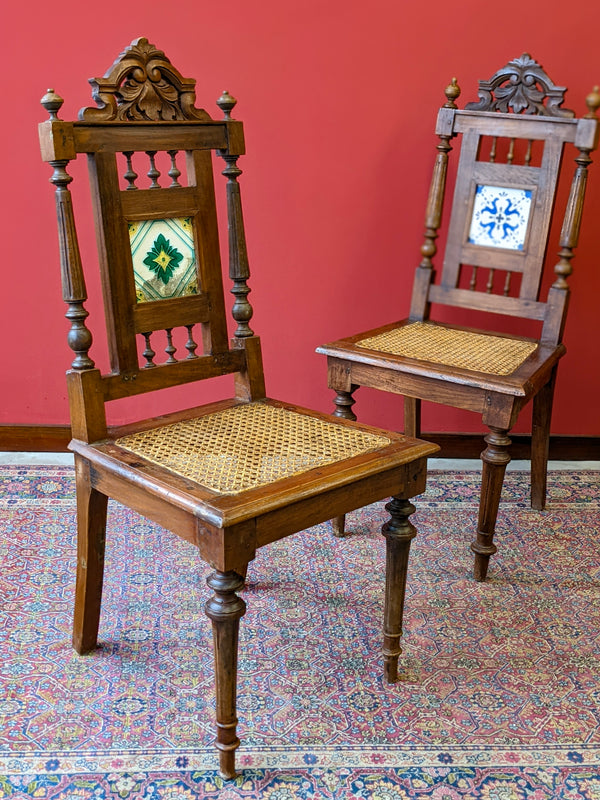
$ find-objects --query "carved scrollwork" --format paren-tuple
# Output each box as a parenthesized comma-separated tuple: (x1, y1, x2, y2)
(79, 37, 211, 122)
(465, 53, 574, 118)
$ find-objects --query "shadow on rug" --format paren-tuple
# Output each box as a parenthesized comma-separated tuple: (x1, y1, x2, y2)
(1, 466, 599, 798)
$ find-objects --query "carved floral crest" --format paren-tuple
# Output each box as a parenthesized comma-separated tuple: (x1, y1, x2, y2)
(79, 37, 211, 122)
(465, 53, 574, 118)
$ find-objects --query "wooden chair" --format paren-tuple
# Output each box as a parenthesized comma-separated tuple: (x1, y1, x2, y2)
(38, 38, 438, 779)
(317, 55, 599, 582)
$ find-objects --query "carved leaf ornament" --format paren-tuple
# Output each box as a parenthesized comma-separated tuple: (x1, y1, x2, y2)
(142, 233, 184, 284)
(465, 53, 574, 118)
(79, 37, 211, 122)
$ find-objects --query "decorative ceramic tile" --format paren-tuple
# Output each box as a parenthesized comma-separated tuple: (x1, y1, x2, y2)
(129, 217, 198, 303)
(468, 185, 533, 250)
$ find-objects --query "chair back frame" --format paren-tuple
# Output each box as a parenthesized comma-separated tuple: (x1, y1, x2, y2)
(39, 37, 266, 443)
(409, 54, 599, 346)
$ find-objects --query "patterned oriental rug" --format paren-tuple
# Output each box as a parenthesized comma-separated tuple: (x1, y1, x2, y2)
(1, 465, 599, 799)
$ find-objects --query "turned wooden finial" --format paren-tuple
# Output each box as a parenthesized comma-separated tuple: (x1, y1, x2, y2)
(41, 88, 64, 120)
(217, 90, 237, 120)
(444, 77, 461, 108)
(585, 85, 600, 119)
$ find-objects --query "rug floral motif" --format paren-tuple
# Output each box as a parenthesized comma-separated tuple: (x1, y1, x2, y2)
(1, 466, 599, 798)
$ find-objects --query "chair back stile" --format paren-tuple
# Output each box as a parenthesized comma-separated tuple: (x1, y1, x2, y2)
(410, 54, 600, 347)
(39, 38, 266, 443)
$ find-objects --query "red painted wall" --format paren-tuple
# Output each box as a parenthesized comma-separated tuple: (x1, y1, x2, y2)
(4, 0, 600, 438)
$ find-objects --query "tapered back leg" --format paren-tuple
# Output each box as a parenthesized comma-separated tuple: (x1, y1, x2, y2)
(73, 456, 109, 654)
(531, 366, 558, 510)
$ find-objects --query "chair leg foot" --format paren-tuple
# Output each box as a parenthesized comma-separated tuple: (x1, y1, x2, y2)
(205, 569, 247, 780)
(216, 748, 237, 781)
(73, 460, 108, 655)
(471, 427, 510, 582)
(381, 496, 417, 683)
(471, 545, 497, 583)
(331, 516, 346, 537)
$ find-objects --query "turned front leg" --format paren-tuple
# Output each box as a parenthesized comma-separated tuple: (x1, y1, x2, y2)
(331, 386, 358, 537)
(381, 496, 417, 683)
(471, 427, 511, 582)
(205, 570, 247, 780)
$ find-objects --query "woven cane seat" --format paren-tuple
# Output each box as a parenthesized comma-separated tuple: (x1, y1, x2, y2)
(116, 402, 391, 495)
(356, 322, 538, 376)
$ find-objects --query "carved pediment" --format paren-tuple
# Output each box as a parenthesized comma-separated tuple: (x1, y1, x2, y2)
(465, 54, 574, 118)
(79, 37, 211, 122)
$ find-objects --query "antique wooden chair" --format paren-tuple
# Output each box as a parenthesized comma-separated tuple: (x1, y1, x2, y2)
(39, 38, 438, 779)
(317, 55, 599, 582)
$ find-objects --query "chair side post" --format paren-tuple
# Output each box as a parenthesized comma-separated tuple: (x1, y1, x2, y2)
(40, 90, 108, 445)
(542, 92, 600, 345)
(409, 79, 460, 321)
(217, 92, 267, 401)
(217, 92, 254, 339)
(40, 90, 95, 372)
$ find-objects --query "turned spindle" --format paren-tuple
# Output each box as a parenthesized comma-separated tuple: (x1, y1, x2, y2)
(41, 89, 95, 370)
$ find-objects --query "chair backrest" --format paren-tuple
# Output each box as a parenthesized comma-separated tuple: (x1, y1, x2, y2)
(39, 37, 265, 442)
(410, 54, 599, 345)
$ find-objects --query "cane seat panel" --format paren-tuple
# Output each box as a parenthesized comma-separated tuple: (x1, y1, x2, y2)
(356, 322, 538, 376)
(116, 402, 392, 494)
